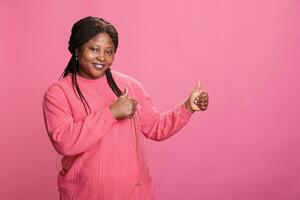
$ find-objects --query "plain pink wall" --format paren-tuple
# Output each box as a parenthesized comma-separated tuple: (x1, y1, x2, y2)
(1, 0, 300, 199)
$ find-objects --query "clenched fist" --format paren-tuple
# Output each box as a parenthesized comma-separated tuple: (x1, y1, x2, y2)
(109, 88, 138, 119)
(185, 80, 209, 113)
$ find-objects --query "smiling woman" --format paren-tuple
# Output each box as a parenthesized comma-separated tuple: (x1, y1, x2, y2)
(61, 17, 123, 115)
(75, 32, 115, 79)
(42, 16, 209, 200)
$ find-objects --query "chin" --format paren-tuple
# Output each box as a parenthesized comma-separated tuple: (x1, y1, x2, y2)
(90, 69, 107, 77)
(93, 72, 106, 79)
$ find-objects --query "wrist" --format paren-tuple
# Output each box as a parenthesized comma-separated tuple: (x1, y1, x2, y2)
(109, 105, 119, 119)
(184, 101, 194, 113)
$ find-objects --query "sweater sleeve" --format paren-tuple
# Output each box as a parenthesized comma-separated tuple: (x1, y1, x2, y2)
(134, 81, 193, 141)
(42, 84, 117, 156)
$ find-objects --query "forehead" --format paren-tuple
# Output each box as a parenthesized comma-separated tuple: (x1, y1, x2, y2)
(86, 32, 114, 47)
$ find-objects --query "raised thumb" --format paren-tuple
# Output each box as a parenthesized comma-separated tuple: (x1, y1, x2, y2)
(195, 80, 201, 90)
(122, 88, 128, 97)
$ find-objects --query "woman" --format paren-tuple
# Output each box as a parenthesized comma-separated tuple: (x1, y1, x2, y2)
(42, 16, 209, 200)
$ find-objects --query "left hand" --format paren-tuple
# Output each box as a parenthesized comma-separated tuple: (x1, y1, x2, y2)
(185, 80, 209, 113)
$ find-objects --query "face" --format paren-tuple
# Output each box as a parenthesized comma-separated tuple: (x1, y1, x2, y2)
(76, 32, 115, 79)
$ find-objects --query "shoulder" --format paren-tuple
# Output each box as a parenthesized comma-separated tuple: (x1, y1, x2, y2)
(43, 74, 72, 100)
(111, 70, 144, 88)
(111, 70, 150, 99)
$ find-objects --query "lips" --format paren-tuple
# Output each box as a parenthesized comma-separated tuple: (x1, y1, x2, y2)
(93, 63, 105, 70)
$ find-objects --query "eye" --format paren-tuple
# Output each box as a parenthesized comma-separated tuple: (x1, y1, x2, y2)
(90, 47, 98, 53)
(106, 50, 113, 55)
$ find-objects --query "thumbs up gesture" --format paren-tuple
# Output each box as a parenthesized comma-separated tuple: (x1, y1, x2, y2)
(109, 88, 138, 119)
(185, 81, 209, 113)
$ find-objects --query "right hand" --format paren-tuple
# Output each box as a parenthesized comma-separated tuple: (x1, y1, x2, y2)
(185, 80, 209, 112)
(109, 88, 138, 120)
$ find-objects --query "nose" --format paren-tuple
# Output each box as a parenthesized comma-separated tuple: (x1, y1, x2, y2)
(97, 52, 105, 62)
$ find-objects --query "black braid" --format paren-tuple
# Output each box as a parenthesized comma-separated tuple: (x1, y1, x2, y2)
(59, 16, 123, 115)
(105, 68, 123, 97)
(59, 55, 122, 115)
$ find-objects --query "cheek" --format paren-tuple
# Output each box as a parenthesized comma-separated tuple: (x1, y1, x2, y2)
(108, 55, 115, 64)
(79, 54, 93, 68)
(81, 51, 95, 61)
(85, 52, 96, 61)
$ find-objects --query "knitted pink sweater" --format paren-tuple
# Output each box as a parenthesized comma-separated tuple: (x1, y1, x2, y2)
(42, 71, 193, 200)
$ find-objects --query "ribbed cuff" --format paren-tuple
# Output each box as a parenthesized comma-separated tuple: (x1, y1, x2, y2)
(177, 102, 193, 121)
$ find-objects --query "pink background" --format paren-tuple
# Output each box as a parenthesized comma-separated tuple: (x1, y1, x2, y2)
(1, 0, 300, 199)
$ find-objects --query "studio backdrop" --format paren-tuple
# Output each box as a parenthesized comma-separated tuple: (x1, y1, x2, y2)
(0, 0, 299, 199)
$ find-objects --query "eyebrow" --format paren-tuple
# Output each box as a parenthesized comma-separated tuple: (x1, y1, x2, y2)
(93, 44, 113, 48)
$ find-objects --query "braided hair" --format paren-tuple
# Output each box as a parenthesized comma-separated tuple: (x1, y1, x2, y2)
(60, 16, 123, 115)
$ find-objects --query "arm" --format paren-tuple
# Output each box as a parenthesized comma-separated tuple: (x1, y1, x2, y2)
(42, 84, 117, 156)
(135, 83, 193, 141)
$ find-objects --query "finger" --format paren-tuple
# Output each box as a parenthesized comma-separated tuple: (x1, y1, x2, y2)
(199, 99, 204, 103)
(129, 110, 135, 118)
(194, 80, 202, 91)
(128, 114, 133, 119)
(129, 99, 137, 108)
(200, 91, 208, 97)
(195, 97, 201, 105)
(130, 100, 137, 109)
(200, 106, 207, 111)
(132, 107, 137, 114)
(121, 88, 128, 98)
(200, 102, 208, 109)
(200, 102, 206, 107)
(200, 103, 207, 108)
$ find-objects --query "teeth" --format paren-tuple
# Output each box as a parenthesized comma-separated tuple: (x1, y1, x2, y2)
(94, 64, 104, 69)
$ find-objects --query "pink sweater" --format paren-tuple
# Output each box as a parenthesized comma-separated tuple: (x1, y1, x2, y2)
(42, 71, 193, 200)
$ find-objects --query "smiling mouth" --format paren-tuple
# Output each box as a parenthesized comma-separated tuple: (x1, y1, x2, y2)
(93, 64, 106, 70)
